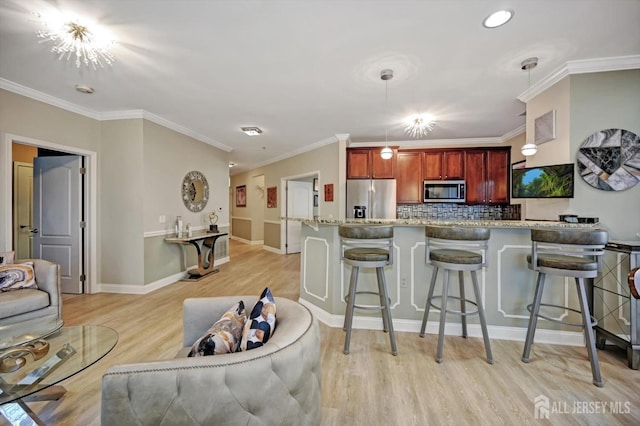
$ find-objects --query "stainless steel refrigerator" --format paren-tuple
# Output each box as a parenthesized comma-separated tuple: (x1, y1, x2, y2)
(346, 179, 397, 219)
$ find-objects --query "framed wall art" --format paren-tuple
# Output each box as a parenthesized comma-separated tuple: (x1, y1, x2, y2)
(324, 183, 333, 202)
(236, 185, 246, 207)
(534, 110, 556, 145)
(267, 186, 277, 208)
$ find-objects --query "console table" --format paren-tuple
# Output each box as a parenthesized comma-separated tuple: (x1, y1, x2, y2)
(165, 231, 228, 281)
(593, 240, 640, 369)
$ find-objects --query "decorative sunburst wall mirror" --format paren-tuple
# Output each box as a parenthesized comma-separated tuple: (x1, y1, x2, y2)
(577, 128, 640, 191)
(182, 171, 209, 212)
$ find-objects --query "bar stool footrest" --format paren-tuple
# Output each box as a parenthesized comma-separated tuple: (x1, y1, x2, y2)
(345, 291, 388, 311)
(526, 303, 598, 328)
(429, 295, 480, 317)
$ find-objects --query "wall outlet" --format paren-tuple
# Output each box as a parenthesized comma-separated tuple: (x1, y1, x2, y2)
(159, 215, 166, 224)
(401, 277, 408, 288)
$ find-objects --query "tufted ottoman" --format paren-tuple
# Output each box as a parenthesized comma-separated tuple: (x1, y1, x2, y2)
(101, 296, 321, 425)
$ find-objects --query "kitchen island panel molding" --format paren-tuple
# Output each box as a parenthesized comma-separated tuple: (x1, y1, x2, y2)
(299, 221, 595, 346)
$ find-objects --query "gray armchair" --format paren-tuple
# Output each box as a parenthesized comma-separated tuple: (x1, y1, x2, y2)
(101, 296, 322, 426)
(0, 258, 62, 326)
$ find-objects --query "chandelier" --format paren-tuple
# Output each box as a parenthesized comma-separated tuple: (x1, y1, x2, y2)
(36, 12, 116, 69)
(405, 114, 435, 138)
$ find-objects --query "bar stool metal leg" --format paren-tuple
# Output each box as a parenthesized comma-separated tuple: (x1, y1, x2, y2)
(436, 269, 451, 363)
(576, 277, 603, 387)
(343, 266, 359, 354)
(377, 267, 397, 356)
(471, 270, 493, 364)
(376, 267, 390, 333)
(420, 268, 438, 337)
(459, 271, 467, 339)
(522, 273, 546, 363)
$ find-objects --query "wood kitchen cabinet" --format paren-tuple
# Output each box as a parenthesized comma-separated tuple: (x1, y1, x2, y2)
(347, 148, 395, 179)
(464, 148, 510, 204)
(396, 151, 423, 204)
(422, 150, 464, 180)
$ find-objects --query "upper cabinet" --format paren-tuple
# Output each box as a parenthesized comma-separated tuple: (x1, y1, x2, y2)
(422, 150, 464, 180)
(464, 148, 510, 205)
(396, 151, 423, 204)
(347, 148, 395, 179)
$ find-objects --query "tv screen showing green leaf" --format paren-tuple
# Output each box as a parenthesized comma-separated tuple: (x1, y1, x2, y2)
(512, 163, 575, 198)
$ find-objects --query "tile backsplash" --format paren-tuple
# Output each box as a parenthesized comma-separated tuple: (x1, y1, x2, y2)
(397, 203, 521, 221)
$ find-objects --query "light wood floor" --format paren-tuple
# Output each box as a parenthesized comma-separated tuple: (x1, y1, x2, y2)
(8, 240, 640, 425)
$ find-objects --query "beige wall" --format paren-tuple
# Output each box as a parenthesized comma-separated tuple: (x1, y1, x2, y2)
(0, 89, 230, 291)
(520, 70, 640, 239)
(569, 70, 640, 240)
(523, 76, 572, 220)
(230, 141, 341, 247)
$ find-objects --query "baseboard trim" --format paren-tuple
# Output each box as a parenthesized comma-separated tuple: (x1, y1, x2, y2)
(96, 257, 230, 294)
(298, 299, 585, 347)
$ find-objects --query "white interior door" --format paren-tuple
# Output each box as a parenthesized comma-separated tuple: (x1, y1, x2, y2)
(286, 180, 313, 254)
(13, 162, 33, 259)
(33, 156, 84, 294)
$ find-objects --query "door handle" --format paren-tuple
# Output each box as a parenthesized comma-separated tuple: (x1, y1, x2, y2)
(31, 228, 39, 234)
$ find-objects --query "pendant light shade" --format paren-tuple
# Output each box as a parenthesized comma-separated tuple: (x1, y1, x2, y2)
(380, 146, 393, 159)
(380, 69, 393, 160)
(521, 143, 538, 156)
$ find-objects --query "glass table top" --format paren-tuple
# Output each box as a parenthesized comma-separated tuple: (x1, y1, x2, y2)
(0, 325, 118, 405)
(0, 318, 64, 351)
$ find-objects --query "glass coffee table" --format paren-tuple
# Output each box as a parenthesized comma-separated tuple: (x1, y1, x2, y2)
(0, 321, 118, 425)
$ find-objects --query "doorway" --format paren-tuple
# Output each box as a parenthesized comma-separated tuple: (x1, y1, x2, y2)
(3, 134, 97, 294)
(281, 172, 318, 254)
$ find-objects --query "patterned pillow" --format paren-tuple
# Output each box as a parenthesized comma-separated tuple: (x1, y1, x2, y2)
(0, 251, 15, 266)
(188, 301, 247, 356)
(240, 287, 277, 351)
(0, 262, 37, 291)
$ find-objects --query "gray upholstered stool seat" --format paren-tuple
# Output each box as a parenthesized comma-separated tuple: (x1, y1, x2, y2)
(522, 228, 608, 387)
(420, 226, 493, 364)
(344, 248, 390, 262)
(339, 224, 397, 356)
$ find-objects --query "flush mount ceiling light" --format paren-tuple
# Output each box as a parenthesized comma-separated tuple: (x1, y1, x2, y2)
(75, 84, 94, 94)
(380, 69, 394, 160)
(241, 127, 262, 136)
(520, 57, 539, 157)
(36, 11, 116, 69)
(482, 10, 514, 28)
(405, 114, 435, 139)
(229, 162, 235, 168)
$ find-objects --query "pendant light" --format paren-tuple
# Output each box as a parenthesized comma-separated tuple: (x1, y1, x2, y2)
(521, 57, 538, 157)
(380, 69, 394, 160)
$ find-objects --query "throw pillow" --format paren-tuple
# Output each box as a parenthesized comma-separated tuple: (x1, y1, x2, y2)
(188, 301, 247, 356)
(240, 287, 277, 351)
(0, 262, 37, 291)
(0, 251, 15, 266)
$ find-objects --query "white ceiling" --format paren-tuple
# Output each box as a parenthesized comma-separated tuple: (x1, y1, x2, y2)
(1, 0, 639, 175)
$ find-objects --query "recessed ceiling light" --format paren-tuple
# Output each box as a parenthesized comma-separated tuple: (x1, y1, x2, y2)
(482, 10, 514, 28)
(241, 127, 262, 136)
(75, 84, 94, 94)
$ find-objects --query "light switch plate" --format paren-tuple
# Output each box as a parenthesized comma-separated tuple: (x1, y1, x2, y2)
(159, 215, 166, 224)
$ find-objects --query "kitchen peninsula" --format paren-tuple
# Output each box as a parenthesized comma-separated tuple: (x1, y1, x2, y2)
(298, 218, 601, 346)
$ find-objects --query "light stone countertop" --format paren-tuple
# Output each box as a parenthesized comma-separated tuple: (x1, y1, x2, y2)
(285, 217, 598, 229)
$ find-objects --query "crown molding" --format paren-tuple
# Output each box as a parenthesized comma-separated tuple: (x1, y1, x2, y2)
(518, 55, 640, 103)
(501, 124, 526, 142)
(0, 78, 232, 152)
(242, 135, 338, 172)
(1, 78, 102, 120)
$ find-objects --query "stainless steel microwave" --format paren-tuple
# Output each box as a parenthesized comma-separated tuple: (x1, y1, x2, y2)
(424, 180, 466, 203)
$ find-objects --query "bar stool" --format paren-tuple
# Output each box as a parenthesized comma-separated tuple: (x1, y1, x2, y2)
(522, 228, 608, 387)
(419, 226, 493, 364)
(339, 225, 397, 356)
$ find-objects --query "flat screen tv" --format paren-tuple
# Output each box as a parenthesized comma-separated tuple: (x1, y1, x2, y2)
(512, 163, 575, 198)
